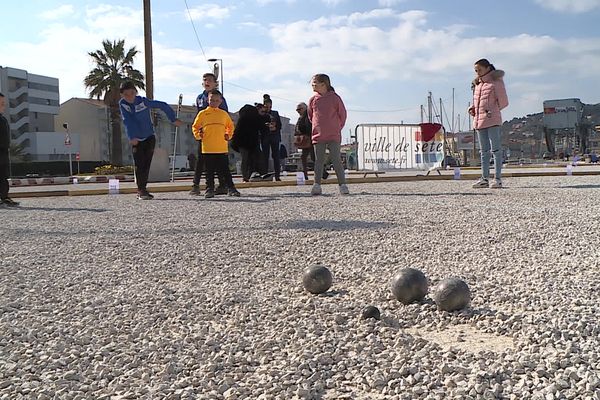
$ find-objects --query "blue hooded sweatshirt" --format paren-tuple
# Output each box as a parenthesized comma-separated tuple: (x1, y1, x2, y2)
(196, 91, 228, 113)
(119, 96, 177, 141)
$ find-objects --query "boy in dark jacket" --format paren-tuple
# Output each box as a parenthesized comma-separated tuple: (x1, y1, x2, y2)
(0, 93, 18, 207)
(119, 81, 182, 200)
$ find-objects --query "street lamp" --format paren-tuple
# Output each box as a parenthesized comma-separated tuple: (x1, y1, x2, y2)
(207, 58, 223, 94)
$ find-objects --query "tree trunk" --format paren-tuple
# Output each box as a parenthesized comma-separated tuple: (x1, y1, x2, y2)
(110, 105, 123, 165)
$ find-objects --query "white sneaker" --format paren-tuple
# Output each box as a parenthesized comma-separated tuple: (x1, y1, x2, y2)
(472, 178, 489, 188)
(311, 183, 322, 196)
(490, 180, 503, 189)
(339, 184, 349, 195)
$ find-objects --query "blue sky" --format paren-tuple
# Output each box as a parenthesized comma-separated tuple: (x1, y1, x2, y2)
(2, 0, 600, 141)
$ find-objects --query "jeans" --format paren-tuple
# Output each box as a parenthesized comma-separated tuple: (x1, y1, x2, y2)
(132, 135, 156, 192)
(204, 153, 234, 190)
(261, 133, 281, 178)
(301, 146, 315, 179)
(314, 141, 346, 185)
(477, 126, 502, 181)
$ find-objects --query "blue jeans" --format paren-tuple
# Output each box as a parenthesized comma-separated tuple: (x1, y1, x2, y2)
(477, 126, 502, 181)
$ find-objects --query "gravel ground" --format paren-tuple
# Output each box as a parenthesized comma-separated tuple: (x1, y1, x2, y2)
(1, 176, 599, 400)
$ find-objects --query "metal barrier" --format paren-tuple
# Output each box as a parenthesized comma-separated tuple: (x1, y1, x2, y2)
(355, 123, 445, 171)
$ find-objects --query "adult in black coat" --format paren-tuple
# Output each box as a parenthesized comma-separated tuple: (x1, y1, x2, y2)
(233, 104, 263, 181)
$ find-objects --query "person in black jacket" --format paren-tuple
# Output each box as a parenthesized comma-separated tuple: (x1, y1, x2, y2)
(232, 104, 262, 182)
(295, 102, 328, 181)
(0, 93, 18, 207)
(262, 94, 283, 181)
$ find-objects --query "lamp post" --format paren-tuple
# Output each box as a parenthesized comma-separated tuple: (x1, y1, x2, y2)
(62, 123, 73, 176)
(207, 58, 223, 94)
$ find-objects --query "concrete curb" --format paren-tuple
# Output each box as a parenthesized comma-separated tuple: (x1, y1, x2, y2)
(8, 169, 600, 199)
(9, 175, 134, 187)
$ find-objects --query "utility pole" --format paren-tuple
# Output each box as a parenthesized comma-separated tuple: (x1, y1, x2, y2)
(143, 0, 154, 99)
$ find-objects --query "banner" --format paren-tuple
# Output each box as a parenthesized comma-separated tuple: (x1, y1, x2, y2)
(357, 123, 445, 170)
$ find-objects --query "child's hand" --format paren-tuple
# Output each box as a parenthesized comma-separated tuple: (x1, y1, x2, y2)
(224, 133, 231, 141)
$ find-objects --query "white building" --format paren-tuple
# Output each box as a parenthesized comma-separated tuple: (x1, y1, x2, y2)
(0, 66, 59, 140)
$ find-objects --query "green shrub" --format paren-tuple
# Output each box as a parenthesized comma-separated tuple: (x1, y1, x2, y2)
(94, 164, 134, 175)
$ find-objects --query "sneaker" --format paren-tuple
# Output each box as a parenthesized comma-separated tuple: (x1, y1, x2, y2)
(189, 185, 201, 195)
(205, 188, 215, 199)
(490, 180, 503, 189)
(228, 188, 241, 197)
(1, 198, 19, 207)
(215, 186, 228, 195)
(137, 191, 153, 200)
(472, 178, 489, 189)
(339, 184, 350, 195)
(311, 183, 322, 196)
(322, 171, 329, 180)
(275, 177, 282, 182)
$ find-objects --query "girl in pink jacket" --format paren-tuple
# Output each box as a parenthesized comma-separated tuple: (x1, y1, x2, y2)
(468, 59, 509, 189)
(308, 74, 349, 195)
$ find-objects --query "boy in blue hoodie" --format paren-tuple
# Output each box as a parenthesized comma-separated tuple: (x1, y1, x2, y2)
(119, 81, 182, 200)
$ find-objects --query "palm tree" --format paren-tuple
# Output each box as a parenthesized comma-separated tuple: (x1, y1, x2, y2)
(9, 142, 29, 162)
(84, 39, 145, 165)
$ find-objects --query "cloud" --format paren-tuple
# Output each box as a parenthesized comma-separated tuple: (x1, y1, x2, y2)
(533, 0, 600, 13)
(3, 4, 600, 139)
(39, 4, 75, 20)
(185, 4, 233, 22)
(378, 0, 406, 6)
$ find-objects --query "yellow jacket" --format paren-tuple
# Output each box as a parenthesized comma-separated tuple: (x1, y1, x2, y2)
(192, 107, 234, 154)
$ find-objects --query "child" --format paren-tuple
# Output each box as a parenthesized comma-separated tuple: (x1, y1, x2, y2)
(468, 58, 509, 189)
(192, 89, 240, 198)
(0, 92, 18, 206)
(190, 73, 229, 195)
(262, 94, 283, 181)
(307, 74, 349, 195)
(119, 81, 182, 200)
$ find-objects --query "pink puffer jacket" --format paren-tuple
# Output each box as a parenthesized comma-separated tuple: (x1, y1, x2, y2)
(470, 70, 508, 130)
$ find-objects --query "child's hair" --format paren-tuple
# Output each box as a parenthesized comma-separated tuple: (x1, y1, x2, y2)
(119, 81, 137, 93)
(474, 59, 496, 71)
(263, 94, 272, 105)
(255, 103, 264, 109)
(203, 73, 217, 81)
(208, 89, 222, 97)
(312, 74, 335, 92)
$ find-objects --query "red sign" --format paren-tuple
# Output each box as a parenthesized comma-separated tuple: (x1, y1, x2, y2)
(65, 134, 71, 146)
(76, 152, 80, 161)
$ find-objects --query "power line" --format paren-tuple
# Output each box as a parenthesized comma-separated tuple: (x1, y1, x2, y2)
(183, 0, 211, 67)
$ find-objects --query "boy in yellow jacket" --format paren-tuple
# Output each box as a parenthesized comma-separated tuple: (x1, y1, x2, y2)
(192, 89, 240, 198)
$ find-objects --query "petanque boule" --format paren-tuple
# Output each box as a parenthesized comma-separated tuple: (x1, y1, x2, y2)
(390, 268, 428, 304)
(361, 306, 381, 320)
(302, 265, 333, 294)
(433, 277, 471, 311)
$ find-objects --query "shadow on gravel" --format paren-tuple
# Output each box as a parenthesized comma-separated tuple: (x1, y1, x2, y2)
(319, 289, 349, 297)
(357, 192, 491, 197)
(282, 219, 393, 231)
(153, 196, 278, 204)
(15, 206, 109, 213)
(558, 184, 600, 189)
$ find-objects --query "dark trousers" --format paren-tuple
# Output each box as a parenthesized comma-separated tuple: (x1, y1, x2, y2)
(0, 158, 9, 200)
(240, 146, 261, 181)
(301, 146, 315, 179)
(193, 141, 225, 186)
(262, 134, 281, 177)
(204, 153, 234, 190)
(132, 136, 155, 192)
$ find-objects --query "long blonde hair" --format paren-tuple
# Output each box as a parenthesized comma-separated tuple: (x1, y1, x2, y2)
(312, 73, 335, 92)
